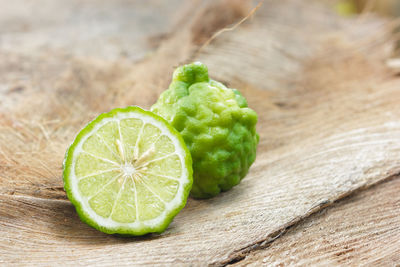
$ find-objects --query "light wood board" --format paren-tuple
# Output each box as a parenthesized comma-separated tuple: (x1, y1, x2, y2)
(234, 175, 400, 266)
(1, 0, 399, 265)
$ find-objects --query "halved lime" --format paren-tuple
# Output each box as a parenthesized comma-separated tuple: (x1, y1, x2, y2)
(63, 106, 193, 235)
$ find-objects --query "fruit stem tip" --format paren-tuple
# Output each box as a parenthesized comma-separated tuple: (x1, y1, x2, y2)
(172, 62, 209, 85)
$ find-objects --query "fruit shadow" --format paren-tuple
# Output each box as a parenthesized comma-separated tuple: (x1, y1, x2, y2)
(47, 199, 166, 246)
(46, 180, 247, 246)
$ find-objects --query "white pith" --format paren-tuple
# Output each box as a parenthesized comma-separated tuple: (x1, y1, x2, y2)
(121, 163, 136, 177)
(67, 111, 190, 230)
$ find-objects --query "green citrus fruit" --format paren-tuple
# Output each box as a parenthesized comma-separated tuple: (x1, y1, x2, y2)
(63, 106, 192, 235)
(151, 62, 259, 198)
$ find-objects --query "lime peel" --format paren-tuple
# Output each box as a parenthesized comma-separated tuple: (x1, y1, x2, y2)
(152, 62, 259, 198)
(63, 106, 193, 235)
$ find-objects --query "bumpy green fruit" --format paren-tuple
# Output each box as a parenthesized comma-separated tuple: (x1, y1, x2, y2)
(152, 62, 259, 198)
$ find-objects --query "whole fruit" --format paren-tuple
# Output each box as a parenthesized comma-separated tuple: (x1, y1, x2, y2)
(152, 62, 259, 198)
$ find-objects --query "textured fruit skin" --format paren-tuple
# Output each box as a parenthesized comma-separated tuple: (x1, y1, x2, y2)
(152, 62, 259, 198)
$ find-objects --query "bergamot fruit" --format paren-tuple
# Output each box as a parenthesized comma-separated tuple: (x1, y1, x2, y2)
(151, 62, 259, 198)
(63, 106, 192, 235)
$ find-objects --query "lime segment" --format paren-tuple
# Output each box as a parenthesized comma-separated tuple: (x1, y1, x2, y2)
(63, 106, 192, 235)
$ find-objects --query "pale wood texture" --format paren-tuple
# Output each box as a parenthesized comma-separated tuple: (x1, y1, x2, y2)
(233, 175, 400, 266)
(1, 0, 400, 266)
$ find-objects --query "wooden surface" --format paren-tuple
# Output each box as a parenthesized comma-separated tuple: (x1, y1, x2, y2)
(233, 175, 400, 266)
(1, 0, 400, 266)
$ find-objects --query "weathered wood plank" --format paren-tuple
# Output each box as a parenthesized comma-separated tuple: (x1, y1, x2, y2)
(0, 0, 182, 62)
(0, 0, 185, 111)
(233, 175, 400, 266)
(1, 0, 400, 265)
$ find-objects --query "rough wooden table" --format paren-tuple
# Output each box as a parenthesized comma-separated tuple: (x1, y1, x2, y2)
(1, 0, 399, 266)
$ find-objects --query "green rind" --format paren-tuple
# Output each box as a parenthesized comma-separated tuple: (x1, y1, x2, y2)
(63, 106, 193, 236)
(152, 62, 259, 199)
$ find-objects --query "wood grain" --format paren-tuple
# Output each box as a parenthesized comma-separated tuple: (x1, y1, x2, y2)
(1, 0, 400, 265)
(233, 175, 400, 266)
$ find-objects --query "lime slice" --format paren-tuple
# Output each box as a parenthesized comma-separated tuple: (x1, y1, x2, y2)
(63, 106, 193, 235)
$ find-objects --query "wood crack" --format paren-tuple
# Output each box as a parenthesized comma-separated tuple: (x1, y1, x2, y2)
(0, 185, 68, 200)
(0, 192, 70, 203)
(214, 171, 400, 267)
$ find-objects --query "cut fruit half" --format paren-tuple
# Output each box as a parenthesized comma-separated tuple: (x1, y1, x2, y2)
(63, 106, 193, 235)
